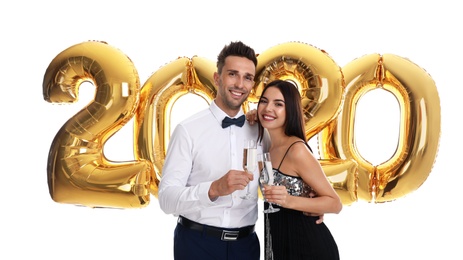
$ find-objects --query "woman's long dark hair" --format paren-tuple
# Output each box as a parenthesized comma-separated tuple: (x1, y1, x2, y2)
(257, 80, 307, 144)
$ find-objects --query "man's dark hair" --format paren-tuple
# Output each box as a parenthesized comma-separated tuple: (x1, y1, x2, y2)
(216, 41, 257, 74)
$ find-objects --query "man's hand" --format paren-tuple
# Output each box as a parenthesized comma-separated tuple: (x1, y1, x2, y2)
(208, 170, 254, 200)
(303, 212, 324, 224)
(246, 109, 258, 125)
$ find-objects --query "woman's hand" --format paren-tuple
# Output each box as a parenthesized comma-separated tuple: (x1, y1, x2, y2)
(263, 185, 324, 224)
(262, 185, 288, 206)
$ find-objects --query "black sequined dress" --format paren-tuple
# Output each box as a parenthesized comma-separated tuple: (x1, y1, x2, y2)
(264, 141, 340, 260)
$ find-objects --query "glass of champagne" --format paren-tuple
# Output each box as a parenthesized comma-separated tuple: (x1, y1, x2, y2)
(241, 139, 257, 200)
(259, 152, 280, 213)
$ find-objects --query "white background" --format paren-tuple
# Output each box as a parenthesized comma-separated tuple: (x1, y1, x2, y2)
(1, 1, 460, 259)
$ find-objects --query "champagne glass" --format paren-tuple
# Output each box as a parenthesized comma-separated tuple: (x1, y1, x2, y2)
(259, 152, 280, 213)
(241, 140, 257, 200)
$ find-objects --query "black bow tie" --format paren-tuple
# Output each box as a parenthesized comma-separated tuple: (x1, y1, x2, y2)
(222, 115, 246, 128)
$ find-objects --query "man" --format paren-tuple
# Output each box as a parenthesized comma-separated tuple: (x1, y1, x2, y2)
(158, 41, 261, 260)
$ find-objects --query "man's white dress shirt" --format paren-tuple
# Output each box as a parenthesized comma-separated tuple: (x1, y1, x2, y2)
(159, 100, 262, 228)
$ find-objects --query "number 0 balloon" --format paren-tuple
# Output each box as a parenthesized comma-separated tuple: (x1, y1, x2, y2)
(134, 56, 217, 197)
(319, 54, 441, 203)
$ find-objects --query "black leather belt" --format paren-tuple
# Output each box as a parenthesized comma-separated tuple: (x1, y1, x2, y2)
(177, 216, 255, 241)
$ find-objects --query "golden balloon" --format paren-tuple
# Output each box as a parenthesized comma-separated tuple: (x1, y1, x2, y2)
(318, 54, 441, 203)
(134, 56, 217, 197)
(43, 41, 153, 208)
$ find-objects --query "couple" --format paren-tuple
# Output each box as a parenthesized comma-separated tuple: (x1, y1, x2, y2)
(158, 41, 342, 260)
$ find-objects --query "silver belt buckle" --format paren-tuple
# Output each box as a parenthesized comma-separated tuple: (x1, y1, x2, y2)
(221, 230, 239, 241)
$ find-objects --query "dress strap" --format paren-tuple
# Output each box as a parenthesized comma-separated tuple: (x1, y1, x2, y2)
(276, 140, 307, 170)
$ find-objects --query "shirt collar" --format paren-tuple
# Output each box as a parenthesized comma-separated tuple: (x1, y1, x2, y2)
(210, 100, 245, 126)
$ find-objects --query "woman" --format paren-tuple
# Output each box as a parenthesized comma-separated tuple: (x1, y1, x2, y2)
(256, 79, 342, 260)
